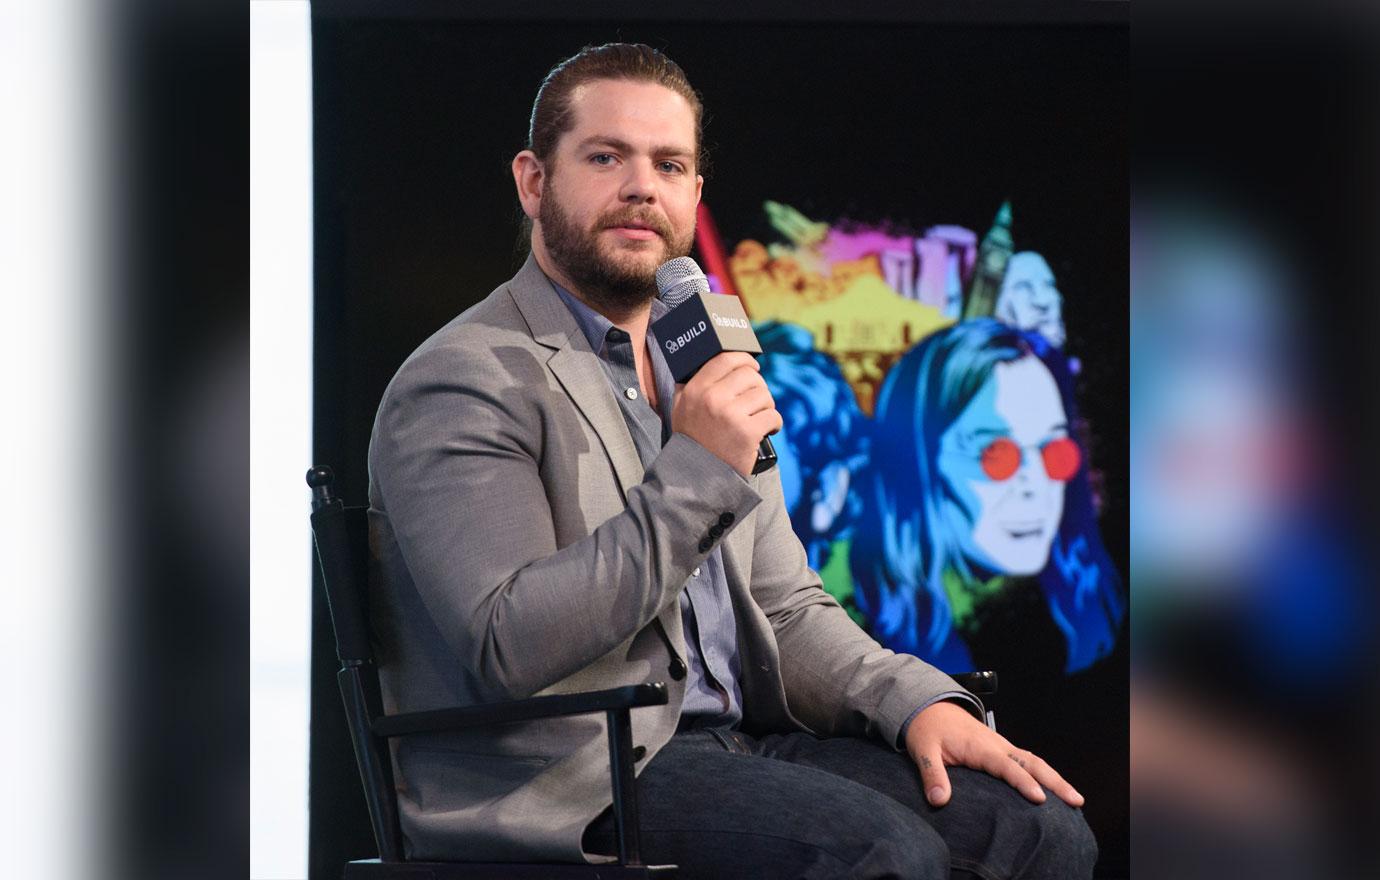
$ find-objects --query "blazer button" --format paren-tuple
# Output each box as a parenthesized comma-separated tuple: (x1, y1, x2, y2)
(718, 512, 735, 527)
(632, 745, 647, 762)
(708, 523, 724, 539)
(668, 657, 687, 680)
(697, 537, 712, 553)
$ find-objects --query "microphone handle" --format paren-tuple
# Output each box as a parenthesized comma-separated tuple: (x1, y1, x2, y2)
(752, 435, 778, 475)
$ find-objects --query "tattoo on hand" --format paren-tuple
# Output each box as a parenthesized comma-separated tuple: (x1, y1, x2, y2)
(920, 756, 933, 770)
(1007, 752, 1026, 769)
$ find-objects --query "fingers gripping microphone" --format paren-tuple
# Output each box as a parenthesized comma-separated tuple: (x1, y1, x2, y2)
(652, 257, 778, 475)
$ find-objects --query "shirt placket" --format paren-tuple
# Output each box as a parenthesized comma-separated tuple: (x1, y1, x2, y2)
(605, 327, 734, 713)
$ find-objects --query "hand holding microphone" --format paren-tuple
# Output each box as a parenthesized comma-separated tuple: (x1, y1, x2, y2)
(652, 257, 781, 478)
(671, 352, 781, 478)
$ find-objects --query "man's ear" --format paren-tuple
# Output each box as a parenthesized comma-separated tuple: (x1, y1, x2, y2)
(512, 150, 544, 220)
(695, 173, 704, 206)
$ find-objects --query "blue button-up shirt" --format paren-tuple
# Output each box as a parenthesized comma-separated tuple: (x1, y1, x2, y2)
(552, 281, 744, 728)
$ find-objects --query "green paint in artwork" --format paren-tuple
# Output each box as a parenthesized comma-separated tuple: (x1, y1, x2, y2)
(942, 567, 1007, 633)
(817, 538, 866, 628)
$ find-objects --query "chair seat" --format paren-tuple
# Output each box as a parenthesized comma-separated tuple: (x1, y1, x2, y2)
(344, 857, 677, 878)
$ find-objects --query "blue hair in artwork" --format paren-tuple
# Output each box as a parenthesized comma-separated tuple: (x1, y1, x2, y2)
(850, 318, 1124, 674)
(756, 321, 867, 571)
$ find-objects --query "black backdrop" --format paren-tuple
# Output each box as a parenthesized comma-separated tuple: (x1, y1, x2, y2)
(309, 3, 1127, 877)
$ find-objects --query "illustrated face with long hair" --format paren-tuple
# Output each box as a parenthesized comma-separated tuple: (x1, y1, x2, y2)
(938, 355, 1078, 575)
(756, 322, 867, 570)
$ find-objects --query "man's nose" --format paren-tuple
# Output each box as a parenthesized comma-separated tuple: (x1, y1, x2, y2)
(1014, 454, 1042, 495)
(618, 160, 657, 203)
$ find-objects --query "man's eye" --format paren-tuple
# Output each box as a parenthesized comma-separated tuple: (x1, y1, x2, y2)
(590, 154, 615, 166)
(658, 161, 684, 174)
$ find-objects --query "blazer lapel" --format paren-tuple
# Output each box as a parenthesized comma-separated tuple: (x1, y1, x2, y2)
(547, 349, 644, 496)
(506, 255, 644, 498)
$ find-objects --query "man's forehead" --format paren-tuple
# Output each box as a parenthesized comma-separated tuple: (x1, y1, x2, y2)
(991, 358, 1065, 432)
(562, 79, 696, 146)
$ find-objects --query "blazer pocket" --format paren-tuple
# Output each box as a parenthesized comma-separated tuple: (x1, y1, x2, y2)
(406, 749, 551, 813)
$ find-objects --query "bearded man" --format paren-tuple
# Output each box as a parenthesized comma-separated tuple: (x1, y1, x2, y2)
(367, 42, 1096, 880)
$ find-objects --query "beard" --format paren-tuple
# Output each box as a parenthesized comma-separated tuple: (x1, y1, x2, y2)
(538, 179, 695, 315)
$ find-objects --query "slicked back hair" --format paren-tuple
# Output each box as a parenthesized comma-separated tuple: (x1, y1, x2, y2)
(526, 42, 708, 176)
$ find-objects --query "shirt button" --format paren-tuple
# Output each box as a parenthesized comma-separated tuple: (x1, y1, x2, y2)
(718, 512, 735, 527)
(625, 387, 639, 400)
(692, 567, 701, 578)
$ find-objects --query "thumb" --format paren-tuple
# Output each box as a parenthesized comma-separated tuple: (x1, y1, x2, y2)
(917, 748, 951, 807)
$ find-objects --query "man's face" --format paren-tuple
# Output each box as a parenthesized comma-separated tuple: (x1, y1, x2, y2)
(938, 355, 1070, 576)
(535, 79, 702, 313)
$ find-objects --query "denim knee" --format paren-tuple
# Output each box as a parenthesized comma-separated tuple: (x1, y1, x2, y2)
(856, 810, 950, 880)
(1017, 796, 1098, 878)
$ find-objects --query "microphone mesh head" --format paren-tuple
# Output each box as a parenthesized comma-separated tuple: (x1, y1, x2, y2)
(655, 257, 710, 307)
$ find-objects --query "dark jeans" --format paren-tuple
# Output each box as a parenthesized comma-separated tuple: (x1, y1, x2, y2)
(584, 727, 1096, 880)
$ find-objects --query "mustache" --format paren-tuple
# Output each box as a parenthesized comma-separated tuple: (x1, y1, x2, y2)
(600, 211, 671, 239)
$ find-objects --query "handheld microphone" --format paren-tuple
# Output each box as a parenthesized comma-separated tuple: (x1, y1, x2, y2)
(652, 257, 777, 475)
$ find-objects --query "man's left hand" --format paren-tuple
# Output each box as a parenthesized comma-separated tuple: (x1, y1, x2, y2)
(904, 700, 1085, 809)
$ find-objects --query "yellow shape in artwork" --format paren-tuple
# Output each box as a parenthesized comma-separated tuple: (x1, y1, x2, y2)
(730, 238, 952, 414)
(797, 273, 950, 356)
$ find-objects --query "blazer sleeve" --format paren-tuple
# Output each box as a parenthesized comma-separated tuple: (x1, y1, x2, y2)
(743, 463, 984, 747)
(369, 336, 762, 701)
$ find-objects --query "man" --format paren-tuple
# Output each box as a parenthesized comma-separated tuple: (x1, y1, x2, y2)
(368, 43, 1096, 879)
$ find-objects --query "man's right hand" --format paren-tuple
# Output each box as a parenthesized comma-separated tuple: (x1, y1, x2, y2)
(671, 352, 782, 477)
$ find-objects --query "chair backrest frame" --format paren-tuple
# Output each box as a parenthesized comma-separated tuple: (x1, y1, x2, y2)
(309, 468, 406, 862)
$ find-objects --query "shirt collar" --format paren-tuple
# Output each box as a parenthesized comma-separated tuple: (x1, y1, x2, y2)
(548, 277, 669, 354)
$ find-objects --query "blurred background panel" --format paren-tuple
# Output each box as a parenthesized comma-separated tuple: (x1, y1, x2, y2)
(1133, 4, 1380, 878)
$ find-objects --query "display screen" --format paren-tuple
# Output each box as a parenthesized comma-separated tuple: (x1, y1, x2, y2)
(699, 199, 1123, 677)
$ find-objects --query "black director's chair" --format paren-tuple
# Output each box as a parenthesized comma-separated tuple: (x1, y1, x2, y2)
(307, 466, 676, 879)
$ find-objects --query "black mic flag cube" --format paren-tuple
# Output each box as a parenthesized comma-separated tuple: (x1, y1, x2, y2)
(651, 292, 761, 383)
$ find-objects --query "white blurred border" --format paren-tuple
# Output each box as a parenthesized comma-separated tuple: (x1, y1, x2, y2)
(250, 2, 313, 877)
(0, 1, 97, 878)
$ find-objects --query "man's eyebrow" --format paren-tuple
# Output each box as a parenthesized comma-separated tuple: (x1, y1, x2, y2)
(574, 135, 694, 159)
(964, 427, 1010, 442)
(957, 422, 1069, 451)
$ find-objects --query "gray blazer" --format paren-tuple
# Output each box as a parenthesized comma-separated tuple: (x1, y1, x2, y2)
(367, 254, 978, 863)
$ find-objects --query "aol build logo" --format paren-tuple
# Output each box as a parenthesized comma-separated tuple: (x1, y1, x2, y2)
(664, 320, 707, 354)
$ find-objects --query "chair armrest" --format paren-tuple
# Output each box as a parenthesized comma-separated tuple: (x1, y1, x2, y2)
(371, 682, 669, 739)
(951, 670, 998, 698)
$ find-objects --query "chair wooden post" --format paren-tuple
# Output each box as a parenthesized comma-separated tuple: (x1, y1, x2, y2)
(605, 708, 642, 866)
(308, 467, 404, 863)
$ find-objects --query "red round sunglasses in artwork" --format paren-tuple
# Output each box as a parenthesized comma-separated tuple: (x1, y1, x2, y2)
(978, 436, 1081, 482)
